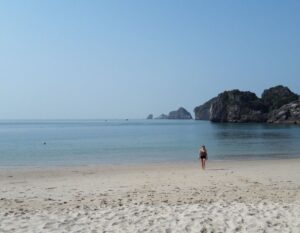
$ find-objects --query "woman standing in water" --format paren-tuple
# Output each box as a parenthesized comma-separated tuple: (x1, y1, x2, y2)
(199, 145, 207, 170)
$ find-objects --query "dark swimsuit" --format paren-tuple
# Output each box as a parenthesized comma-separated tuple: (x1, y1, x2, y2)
(200, 151, 207, 160)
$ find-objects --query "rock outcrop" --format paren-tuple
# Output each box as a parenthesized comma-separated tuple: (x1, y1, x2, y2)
(194, 97, 217, 120)
(210, 90, 268, 123)
(155, 114, 169, 119)
(194, 85, 299, 124)
(154, 107, 192, 120)
(168, 107, 192, 120)
(267, 100, 300, 124)
(261, 85, 298, 111)
(146, 114, 153, 119)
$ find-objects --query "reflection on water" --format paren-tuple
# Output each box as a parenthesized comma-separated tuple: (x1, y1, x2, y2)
(209, 123, 299, 159)
(215, 131, 292, 139)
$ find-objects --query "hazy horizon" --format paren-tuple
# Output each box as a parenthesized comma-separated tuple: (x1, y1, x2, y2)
(1, 1, 300, 119)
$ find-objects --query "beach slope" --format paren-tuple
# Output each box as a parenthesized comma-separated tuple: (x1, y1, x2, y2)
(0, 159, 299, 232)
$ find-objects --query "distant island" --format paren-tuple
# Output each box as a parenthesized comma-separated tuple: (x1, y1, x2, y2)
(146, 114, 153, 120)
(147, 85, 300, 124)
(147, 107, 193, 120)
(194, 85, 300, 124)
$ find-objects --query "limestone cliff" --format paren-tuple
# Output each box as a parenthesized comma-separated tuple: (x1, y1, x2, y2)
(194, 97, 217, 120)
(194, 85, 299, 123)
(267, 100, 300, 124)
(261, 85, 298, 111)
(209, 90, 268, 123)
(168, 107, 192, 120)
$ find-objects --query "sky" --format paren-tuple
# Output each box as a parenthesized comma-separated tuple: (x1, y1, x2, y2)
(0, 1, 299, 119)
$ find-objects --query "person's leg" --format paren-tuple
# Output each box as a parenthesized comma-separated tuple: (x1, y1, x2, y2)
(203, 159, 206, 169)
(201, 158, 204, 169)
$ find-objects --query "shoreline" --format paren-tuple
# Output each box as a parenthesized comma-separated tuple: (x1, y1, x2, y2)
(1, 158, 299, 232)
(0, 156, 299, 170)
(1, 156, 300, 170)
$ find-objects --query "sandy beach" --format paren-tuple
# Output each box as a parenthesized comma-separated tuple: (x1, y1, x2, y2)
(0, 159, 299, 232)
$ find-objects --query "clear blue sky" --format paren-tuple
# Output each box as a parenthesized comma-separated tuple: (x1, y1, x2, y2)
(0, 1, 299, 119)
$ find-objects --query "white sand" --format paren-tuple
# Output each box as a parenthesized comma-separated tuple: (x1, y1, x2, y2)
(0, 159, 299, 232)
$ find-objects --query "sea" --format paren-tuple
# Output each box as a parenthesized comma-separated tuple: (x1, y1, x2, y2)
(0, 119, 300, 166)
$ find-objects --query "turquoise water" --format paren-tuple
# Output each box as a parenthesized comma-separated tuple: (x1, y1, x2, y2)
(0, 120, 300, 166)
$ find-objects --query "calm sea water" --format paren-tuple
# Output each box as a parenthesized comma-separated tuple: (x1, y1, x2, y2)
(0, 120, 300, 166)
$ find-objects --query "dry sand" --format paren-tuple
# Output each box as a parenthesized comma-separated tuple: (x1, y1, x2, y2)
(0, 159, 299, 232)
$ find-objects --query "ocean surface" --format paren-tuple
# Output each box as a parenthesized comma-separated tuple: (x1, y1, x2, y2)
(0, 119, 300, 166)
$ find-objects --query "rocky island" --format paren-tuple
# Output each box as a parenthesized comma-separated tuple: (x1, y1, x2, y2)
(152, 107, 192, 120)
(146, 114, 153, 119)
(267, 101, 300, 124)
(155, 114, 169, 119)
(168, 107, 193, 120)
(194, 85, 299, 124)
